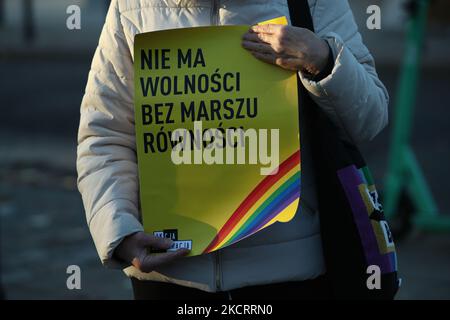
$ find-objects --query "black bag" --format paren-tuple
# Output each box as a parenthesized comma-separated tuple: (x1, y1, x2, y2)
(287, 0, 400, 299)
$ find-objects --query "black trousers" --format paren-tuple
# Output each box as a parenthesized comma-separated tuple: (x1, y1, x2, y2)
(131, 274, 333, 300)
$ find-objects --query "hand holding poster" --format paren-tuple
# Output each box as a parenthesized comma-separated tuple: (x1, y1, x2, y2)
(134, 22, 301, 256)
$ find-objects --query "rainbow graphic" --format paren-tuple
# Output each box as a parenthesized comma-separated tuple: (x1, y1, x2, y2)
(202, 151, 301, 253)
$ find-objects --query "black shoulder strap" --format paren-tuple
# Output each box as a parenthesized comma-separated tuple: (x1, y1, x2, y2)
(286, 0, 399, 300)
(287, 0, 314, 31)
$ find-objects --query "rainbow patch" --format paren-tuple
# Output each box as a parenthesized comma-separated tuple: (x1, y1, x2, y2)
(203, 151, 301, 253)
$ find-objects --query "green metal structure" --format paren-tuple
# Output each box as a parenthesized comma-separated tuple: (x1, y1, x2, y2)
(384, 0, 450, 231)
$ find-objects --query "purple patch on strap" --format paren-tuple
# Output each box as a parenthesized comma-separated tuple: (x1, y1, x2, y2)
(337, 165, 396, 274)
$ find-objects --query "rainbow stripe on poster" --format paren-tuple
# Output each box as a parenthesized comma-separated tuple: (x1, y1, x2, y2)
(203, 151, 301, 253)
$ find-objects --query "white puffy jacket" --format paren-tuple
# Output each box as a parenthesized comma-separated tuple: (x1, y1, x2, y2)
(77, 0, 388, 292)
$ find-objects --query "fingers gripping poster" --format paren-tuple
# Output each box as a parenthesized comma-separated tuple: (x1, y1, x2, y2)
(134, 23, 301, 256)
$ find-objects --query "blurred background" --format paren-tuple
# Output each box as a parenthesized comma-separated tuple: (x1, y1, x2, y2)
(0, 0, 449, 299)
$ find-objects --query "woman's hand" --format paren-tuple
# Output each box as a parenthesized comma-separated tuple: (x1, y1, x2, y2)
(242, 24, 330, 77)
(115, 231, 190, 273)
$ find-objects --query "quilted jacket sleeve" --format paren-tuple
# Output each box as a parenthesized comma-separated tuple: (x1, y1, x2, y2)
(77, 0, 143, 268)
(301, 0, 389, 144)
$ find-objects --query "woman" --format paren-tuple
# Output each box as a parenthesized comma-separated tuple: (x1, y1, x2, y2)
(77, 0, 389, 299)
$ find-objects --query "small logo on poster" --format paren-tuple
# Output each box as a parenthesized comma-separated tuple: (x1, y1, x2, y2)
(163, 229, 178, 240)
(153, 229, 192, 251)
(366, 265, 381, 290)
(168, 240, 192, 251)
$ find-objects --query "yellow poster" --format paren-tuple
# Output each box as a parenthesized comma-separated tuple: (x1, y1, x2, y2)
(134, 21, 300, 256)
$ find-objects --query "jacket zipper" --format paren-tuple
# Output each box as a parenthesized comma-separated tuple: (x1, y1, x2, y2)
(211, 0, 219, 25)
